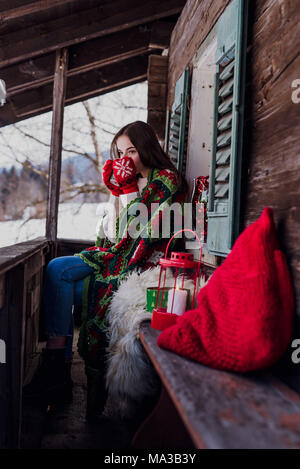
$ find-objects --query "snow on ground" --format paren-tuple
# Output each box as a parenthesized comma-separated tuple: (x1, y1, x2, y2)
(0, 203, 103, 248)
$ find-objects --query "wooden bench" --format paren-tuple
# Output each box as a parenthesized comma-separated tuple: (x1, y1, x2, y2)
(132, 321, 300, 449)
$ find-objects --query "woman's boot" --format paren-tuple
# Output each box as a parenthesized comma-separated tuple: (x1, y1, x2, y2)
(23, 348, 73, 407)
(85, 365, 108, 422)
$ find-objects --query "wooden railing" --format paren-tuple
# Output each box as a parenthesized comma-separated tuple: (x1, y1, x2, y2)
(0, 237, 49, 448)
(0, 236, 94, 448)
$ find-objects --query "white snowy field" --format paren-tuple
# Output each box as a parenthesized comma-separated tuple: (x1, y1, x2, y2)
(0, 203, 103, 248)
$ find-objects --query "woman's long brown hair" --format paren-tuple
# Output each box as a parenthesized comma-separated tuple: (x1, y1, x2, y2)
(110, 120, 188, 193)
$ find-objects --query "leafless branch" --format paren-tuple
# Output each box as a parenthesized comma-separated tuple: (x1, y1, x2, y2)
(22, 159, 48, 179)
(13, 124, 98, 168)
(82, 100, 102, 172)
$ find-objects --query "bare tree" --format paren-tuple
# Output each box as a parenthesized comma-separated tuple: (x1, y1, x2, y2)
(0, 83, 147, 225)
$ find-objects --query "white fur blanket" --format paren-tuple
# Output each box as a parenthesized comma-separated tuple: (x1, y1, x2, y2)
(104, 266, 209, 418)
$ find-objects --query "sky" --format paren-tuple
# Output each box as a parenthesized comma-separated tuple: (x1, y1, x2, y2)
(0, 81, 148, 169)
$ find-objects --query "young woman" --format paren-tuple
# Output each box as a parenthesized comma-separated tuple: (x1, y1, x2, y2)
(25, 120, 187, 419)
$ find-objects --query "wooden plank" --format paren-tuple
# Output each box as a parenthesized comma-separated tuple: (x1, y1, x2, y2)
(139, 321, 300, 449)
(0, 99, 17, 127)
(24, 252, 44, 278)
(148, 83, 168, 110)
(0, 274, 5, 310)
(0, 0, 92, 20)
(2, 53, 56, 96)
(26, 287, 38, 319)
(0, 273, 8, 448)
(46, 48, 68, 243)
(149, 20, 176, 49)
(0, 238, 49, 276)
(6, 264, 26, 448)
(3, 19, 173, 97)
(67, 27, 151, 77)
(147, 54, 168, 140)
(23, 262, 44, 384)
(240, 0, 300, 392)
(4, 25, 153, 96)
(147, 111, 168, 141)
(0, 0, 186, 68)
(6, 74, 147, 125)
(3, 54, 149, 125)
(0, 0, 34, 13)
(148, 55, 169, 84)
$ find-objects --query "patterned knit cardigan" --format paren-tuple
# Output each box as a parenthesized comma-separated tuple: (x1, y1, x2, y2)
(75, 168, 185, 369)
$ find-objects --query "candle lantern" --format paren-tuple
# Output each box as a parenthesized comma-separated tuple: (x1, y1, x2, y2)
(151, 229, 202, 331)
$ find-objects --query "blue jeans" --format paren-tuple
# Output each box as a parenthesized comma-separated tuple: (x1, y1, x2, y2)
(43, 256, 94, 359)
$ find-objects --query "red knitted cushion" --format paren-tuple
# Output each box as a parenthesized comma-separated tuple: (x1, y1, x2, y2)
(157, 207, 295, 372)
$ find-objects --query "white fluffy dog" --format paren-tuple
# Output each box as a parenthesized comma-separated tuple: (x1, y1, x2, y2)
(104, 265, 208, 418)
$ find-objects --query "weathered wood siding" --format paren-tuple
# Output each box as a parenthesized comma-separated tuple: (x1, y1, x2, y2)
(243, 0, 300, 390)
(243, 0, 300, 317)
(167, 0, 300, 388)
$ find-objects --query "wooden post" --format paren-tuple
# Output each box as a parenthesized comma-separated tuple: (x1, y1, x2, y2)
(46, 48, 68, 254)
(147, 55, 168, 143)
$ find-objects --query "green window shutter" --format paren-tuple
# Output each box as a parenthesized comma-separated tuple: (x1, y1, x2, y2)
(166, 67, 190, 174)
(207, 0, 248, 257)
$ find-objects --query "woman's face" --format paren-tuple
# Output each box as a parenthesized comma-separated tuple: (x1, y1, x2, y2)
(116, 135, 149, 177)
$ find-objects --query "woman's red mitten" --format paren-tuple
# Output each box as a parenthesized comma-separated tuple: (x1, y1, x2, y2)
(102, 159, 123, 196)
(113, 156, 139, 194)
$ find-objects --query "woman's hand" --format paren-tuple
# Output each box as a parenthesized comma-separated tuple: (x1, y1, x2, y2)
(112, 156, 139, 194)
(102, 160, 123, 196)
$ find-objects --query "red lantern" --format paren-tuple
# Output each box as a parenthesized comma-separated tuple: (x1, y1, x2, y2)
(151, 229, 202, 331)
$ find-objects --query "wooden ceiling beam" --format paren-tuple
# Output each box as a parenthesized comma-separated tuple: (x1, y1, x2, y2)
(0, 0, 102, 35)
(3, 20, 174, 97)
(0, 0, 83, 20)
(4, 25, 152, 95)
(6, 46, 151, 97)
(0, 100, 17, 127)
(0, 0, 186, 68)
(5, 45, 151, 97)
(149, 20, 176, 49)
(1, 54, 149, 125)
(10, 76, 147, 123)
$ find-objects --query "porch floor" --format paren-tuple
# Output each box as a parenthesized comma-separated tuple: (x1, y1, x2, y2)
(21, 328, 140, 449)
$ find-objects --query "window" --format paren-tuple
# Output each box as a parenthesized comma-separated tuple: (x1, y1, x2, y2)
(207, 0, 248, 257)
(57, 82, 148, 241)
(0, 112, 51, 247)
(166, 0, 248, 263)
(186, 30, 217, 200)
(165, 67, 190, 175)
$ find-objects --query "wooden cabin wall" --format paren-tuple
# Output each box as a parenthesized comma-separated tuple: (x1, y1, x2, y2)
(167, 0, 300, 389)
(242, 0, 300, 390)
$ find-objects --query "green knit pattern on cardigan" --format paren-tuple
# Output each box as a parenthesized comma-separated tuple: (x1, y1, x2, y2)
(75, 168, 185, 368)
